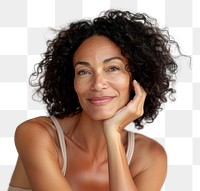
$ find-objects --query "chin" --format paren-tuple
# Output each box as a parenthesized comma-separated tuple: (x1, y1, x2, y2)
(88, 110, 116, 121)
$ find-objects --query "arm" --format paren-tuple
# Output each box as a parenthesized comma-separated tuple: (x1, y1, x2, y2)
(104, 131, 138, 191)
(15, 120, 73, 191)
(103, 80, 166, 191)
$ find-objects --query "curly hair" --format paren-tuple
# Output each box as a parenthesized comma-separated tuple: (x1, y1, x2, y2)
(30, 9, 180, 129)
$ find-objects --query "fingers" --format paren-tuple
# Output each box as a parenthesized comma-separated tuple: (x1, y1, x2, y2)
(134, 79, 146, 95)
(134, 80, 147, 108)
(104, 80, 147, 132)
(127, 80, 147, 118)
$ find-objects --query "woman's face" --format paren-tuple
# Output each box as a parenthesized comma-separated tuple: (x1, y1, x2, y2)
(73, 35, 131, 120)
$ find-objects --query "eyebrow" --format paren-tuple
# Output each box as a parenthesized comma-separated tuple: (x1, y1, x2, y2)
(103, 56, 124, 63)
(74, 56, 125, 67)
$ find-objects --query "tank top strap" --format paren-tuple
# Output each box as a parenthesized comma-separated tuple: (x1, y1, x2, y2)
(126, 131, 135, 165)
(50, 116, 134, 174)
(8, 186, 32, 191)
(50, 116, 67, 176)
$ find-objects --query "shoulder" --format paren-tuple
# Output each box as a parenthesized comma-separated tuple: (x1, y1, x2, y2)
(135, 133, 166, 159)
(15, 116, 53, 139)
(129, 133, 167, 190)
(13, 117, 73, 190)
(131, 133, 167, 177)
(14, 116, 57, 155)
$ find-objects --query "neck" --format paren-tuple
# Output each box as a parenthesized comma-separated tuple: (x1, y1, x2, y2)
(72, 112, 108, 160)
(63, 111, 128, 162)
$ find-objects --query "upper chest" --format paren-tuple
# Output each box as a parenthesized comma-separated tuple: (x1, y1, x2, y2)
(65, 143, 109, 191)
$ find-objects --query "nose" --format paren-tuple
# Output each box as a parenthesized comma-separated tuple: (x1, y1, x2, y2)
(90, 73, 108, 91)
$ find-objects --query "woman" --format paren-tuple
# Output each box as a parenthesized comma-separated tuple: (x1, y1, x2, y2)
(9, 10, 179, 191)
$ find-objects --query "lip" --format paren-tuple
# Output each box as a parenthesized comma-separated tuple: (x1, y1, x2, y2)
(88, 96, 115, 105)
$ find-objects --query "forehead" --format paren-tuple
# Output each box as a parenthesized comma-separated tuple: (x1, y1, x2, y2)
(73, 35, 124, 62)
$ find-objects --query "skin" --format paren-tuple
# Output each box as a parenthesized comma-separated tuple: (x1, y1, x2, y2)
(10, 35, 167, 191)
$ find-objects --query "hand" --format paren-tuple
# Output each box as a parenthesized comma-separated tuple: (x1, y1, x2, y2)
(103, 80, 147, 135)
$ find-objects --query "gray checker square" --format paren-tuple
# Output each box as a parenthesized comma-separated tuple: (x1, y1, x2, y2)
(176, 56, 192, 82)
(193, 83, 200, 110)
(165, 110, 192, 137)
(0, 165, 15, 191)
(0, 56, 27, 82)
(0, 110, 27, 137)
(55, 0, 82, 27)
(28, 28, 55, 55)
(110, 0, 137, 12)
(165, 165, 192, 190)
(165, 0, 192, 27)
(193, 138, 200, 165)
(28, 85, 46, 110)
(0, 0, 27, 27)
(193, 28, 200, 55)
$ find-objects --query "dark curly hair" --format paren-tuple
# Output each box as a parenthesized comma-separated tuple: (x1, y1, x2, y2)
(30, 9, 181, 129)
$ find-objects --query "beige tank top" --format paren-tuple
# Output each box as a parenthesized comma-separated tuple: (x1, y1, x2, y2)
(8, 116, 135, 191)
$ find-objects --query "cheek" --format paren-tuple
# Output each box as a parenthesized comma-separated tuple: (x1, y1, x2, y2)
(74, 80, 81, 97)
(74, 79, 88, 100)
(118, 77, 131, 101)
(112, 74, 131, 92)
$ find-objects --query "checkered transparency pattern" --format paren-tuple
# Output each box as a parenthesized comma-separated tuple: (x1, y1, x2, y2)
(0, 0, 199, 190)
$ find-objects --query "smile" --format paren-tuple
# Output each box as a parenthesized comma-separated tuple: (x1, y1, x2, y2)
(88, 96, 114, 105)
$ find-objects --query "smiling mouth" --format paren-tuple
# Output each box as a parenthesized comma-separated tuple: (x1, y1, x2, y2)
(88, 96, 114, 105)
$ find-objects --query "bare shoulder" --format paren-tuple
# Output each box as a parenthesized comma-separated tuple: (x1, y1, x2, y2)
(15, 116, 57, 154)
(12, 118, 74, 190)
(134, 133, 167, 162)
(130, 133, 167, 190)
(10, 117, 59, 187)
(15, 116, 50, 136)
(15, 116, 53, 132)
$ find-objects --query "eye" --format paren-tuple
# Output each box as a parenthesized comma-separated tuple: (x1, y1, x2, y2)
(107, 66, 120, 72)
(77, 69, 91, 75)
